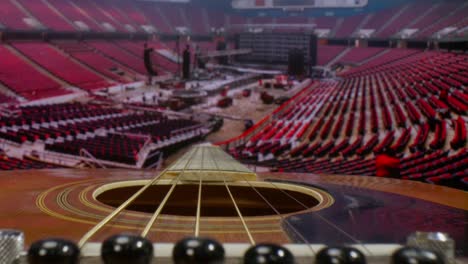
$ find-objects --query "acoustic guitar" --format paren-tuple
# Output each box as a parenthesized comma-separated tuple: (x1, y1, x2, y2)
(0, 144, 466, 263)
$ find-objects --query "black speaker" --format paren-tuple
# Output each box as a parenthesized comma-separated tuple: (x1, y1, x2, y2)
(288, 49, 304, 76)
(182, 46, 191, 79)
(309, 34, 317, 67)
(144, 47, 157, 76)
(216, 41, 228, 65)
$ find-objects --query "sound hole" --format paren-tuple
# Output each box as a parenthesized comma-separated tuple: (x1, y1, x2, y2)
(96, 184, 320, 217)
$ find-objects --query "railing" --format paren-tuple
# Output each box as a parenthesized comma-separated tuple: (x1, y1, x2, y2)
(110, 131, 153, 141)
(0, 138, 21, 150)
(198, 49, 252, 58)
(144, 151, 163, 170)
(80, 148, 107, 169)
(214, 113, 272, 151)
(39, 151, 81, 167)
(141, 128, 206, 160)
(136, 136, 155, 168)
(40, 150, 139, 169)
(170, 124, 204, 136)
(125, 104, 192, 118)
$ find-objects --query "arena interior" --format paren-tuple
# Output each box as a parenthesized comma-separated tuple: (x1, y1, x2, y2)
(0, 0, 467, 263)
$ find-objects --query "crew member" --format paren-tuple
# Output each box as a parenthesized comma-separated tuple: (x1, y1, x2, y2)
(375, 148, 401, 178)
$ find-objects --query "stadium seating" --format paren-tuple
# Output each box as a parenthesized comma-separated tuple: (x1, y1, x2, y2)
(414, 2, 463, 38)
(72, 0, 124, 32)
(317, 45, 347, 66)
(97, 0, 142, 32)
(0, 0, 465, 39)
(156, 3, 186, 32)
(46, 134, 145, 165)
(225, 15, 247, 33)
(13, 42, 110, 90)
(314, 16, 339, 31)
(55, 42, 132, 82)
(232, 49, 467, 189)
(408, 4, 448, 35)
(0, 45, 69, 100)
(0, 0, 466, 189)
(16, 0, 75, 31)
(361, 7, 402, 33)
(0, 102, 205, 166)
(334, 15, 366, 38)
(0, 94, 18, 104)
(86, 41, 147, 74)
(0, 103, 126, 143)
(116, 40, 179, 74)
(338, 47, 386, 64)
(184, 6, 209, 34)
(0, 37, 214, 101)
(0, 0, 32, 30)
(450, 117, 467, 149)
(0, 155, 57, 170)
(376, 3, 431, 37)
(136, 2, 172, 33)
(117, 0, 150, 27)
(428, 119, 447, 150)
(205, 9, 225, 29)
(126, 119, 201, 143)
(47, 0, 103, 31)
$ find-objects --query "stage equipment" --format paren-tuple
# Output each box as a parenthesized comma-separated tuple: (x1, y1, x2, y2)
(235, 33, 317, 73)
(143, 45, 157, 76)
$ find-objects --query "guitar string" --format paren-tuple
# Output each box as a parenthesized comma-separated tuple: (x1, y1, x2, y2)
(190, 145, 304, 246)
(141, 144, 200, 238)
(77, 164, 170, 248)
(220, 145, 317, 254)
(263, 179, 373, 256)
(248, 84, 374, 255)
(194, 146, 205, 237)
(209, 146, 256, 245)
(80, 144, 369, 256)
(187, 143, 369, 254)
(78, 144, 197, 247)
(238, 173, 317, 256)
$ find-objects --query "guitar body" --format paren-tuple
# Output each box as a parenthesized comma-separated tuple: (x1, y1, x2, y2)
(1, 145, 467, 262)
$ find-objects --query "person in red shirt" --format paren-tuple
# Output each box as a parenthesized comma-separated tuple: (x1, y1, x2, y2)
(375, 148, 401, 178)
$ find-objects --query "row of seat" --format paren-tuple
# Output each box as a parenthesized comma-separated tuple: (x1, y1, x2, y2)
(242, 52, 466, 159)
(0, 155, 57, 170)
(0, 0, 465, 38)
(0, 44, 69, 100)
(0, 39, 192, 101)
(1, 104, 122, 128)
(45, 134, 145, 165)
(126, 119, 201, 142)
(1, 112, 156, 144)
(0, 102, 204, 166)
(0, 0, 222, 34)
(271, 149, 467, 189)
(231, 49, 467, 189)
(12, 42, 110, 91)
(55, 41, 134, 83)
